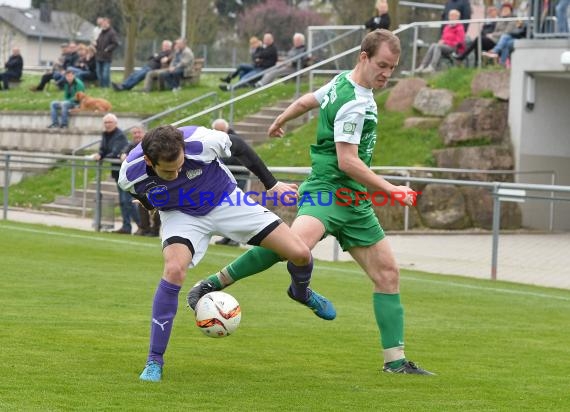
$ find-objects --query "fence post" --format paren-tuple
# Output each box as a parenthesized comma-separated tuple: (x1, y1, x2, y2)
(3, 153, 10, 220)
(295, 59, 302, 99)
(71, 158, 76, 199)
(229, 87, 236, 126)
(491, 184, 501, 280)
(332, 239, 340, 262)
(404, 171, 410, 231)
(549, 172, 556, 232)
(411, 26, 419, 76)
(93, 161, 103, 232)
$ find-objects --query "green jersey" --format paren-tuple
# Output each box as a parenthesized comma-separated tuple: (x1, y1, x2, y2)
(310, 70, 377, 193)
(297, 71, 385, 249)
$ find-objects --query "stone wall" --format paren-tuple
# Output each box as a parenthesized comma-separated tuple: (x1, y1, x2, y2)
(252, 71, 522, 231)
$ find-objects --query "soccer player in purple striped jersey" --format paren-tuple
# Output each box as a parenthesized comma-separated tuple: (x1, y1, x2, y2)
(118, 125, 336, 382)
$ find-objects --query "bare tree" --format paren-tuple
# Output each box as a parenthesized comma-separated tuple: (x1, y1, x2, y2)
(184, 0, 219, 48)
(387, 0, 399, 29)
(117, 0, 154, 77)
(329, 0, 373, 25)
(53, 12, 86, 41)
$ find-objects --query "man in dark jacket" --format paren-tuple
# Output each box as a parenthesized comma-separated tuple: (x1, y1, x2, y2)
(95, 17, 119, 88)
(0, 46, 23, 90)
(93, 114, 140, 234)
(211, 118, 252, 246)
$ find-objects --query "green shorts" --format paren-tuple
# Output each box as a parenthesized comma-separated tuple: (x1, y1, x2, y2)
(296, 180, 385, 251)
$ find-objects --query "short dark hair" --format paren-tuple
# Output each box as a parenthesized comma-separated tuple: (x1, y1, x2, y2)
(142, 125, 185, 166)
(360, 29, 401, 58)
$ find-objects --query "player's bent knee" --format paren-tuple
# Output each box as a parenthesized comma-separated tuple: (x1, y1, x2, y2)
(285, 243, 312, 266)
(163, 261, 188, 283)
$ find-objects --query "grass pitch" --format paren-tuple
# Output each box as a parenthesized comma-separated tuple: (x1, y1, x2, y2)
(1, 221, 569, 411)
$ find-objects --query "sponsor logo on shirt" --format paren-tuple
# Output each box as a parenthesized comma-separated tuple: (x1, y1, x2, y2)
(343, 122, 357, 135)
(186, 169, 203, 180)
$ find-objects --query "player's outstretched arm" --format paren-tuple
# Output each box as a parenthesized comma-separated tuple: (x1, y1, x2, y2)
(268, 93, 320, 138)
(228, 133, 299, 202)
(228, 133, 278, 190)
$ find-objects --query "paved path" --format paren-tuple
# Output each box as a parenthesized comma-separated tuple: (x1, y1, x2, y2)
(4, 209, 570, 290)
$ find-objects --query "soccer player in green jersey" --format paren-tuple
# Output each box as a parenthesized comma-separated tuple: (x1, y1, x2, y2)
(188, 29, 433, 375)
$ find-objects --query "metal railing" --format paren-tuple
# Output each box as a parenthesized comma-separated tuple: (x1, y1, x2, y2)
(369, 166, 558, 232)
(402, 16, 533, 74)
(3, 153, 569, 280)
(6, 151, 562, 231)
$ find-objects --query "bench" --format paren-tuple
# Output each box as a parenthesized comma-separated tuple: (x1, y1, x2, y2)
(180, 58, 204, 86)
(8, 78, 22, 89)
(153, 58, 204, 90)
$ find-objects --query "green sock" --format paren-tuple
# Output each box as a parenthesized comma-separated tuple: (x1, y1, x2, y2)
(206, 246, 282, 289)
(373, 292, 405, 368)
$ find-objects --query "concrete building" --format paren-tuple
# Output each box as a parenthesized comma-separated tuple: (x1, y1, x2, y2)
(0, 4, 95, 66)
(509, 39, 570, 231)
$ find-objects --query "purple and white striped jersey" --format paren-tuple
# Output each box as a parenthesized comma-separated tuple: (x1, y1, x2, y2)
(118, 125, 237, 216)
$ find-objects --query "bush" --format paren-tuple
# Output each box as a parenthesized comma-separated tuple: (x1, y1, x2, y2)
(237, 0, 326, 50)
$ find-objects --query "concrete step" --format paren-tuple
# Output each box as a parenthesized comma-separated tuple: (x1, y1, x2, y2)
(40, 202, 93, 216)
(42, 194, 118, 217)
(257, 107, 285, 118)
(273, 100, 293, 109)
(0, 111, 146, 131)
(63, 189, 119, 203)
(233, 122, 270, 135)
(0, 152, 57, 170)
(54, 191, 118, 206)
(245, 132, 272, 144)
(85, 180, 118, 192)
(0, 150, 58, 186)
(0, 128, 102, 154)
(241, 114, 276, 125)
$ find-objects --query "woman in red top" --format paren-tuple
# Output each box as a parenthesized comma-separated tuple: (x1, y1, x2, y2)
(416, 9, 465, 73)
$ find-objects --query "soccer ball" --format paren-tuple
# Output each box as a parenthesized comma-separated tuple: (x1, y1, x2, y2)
(195, 291, 241, 338)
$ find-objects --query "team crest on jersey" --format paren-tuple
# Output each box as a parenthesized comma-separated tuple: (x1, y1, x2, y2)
(343, 122, 357, 135)
(186, 169, 202, 180)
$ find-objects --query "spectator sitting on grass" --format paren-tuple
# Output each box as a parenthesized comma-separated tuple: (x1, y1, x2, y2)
(113, 40, 173, 92)
(67, 44, 98, 83)
(30, 42, 78, 92)
(254, 33, 309, 88)
(159, 38, 194, 93)
(219, 36, 263, 86)
(219, 33, 278, 91)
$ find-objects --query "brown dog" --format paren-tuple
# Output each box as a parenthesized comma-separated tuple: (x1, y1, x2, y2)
(71, 91, 112, 113)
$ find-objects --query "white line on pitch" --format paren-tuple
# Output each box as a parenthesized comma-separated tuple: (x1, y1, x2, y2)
(3, 223, 570, 302)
